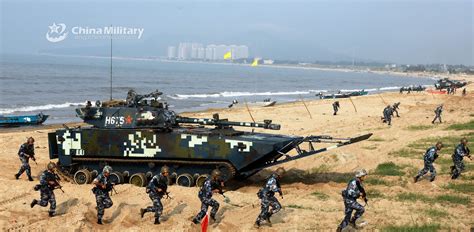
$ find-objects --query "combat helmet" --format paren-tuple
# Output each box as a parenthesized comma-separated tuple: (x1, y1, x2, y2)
(355, 169, 368, 178)
(275, 167, 286, 176)
(211, 169, 222, 178)
(161, 165, 170, 174)
(27, 137, 35, 143)
(47, 162, 56, 171)
(103, 165, 113, 174)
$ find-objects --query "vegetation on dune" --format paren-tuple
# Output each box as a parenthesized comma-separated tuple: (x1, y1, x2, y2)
(443, 182, 474, 194)
(396, 192, 470, 205)
(362, 145, 378, 150)
(374, 162, 405, 176)
(368, 137, 385, 142)
(389, 148, 419, 158)
(382, 224, 441, 232)
(424, 208, 449, 218)
(405, 125, 435, 131)
(366, 189, 384, 198)
(446, 120, 474, 130)
(364, 177, 390, 186)
(310, 191, 330, 200)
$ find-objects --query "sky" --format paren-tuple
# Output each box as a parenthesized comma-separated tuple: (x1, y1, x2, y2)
(0, 0, 472, 65)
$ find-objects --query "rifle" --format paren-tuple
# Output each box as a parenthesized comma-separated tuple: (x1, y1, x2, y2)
(164, 191, 173, 199)
(53, 173, 64, 193)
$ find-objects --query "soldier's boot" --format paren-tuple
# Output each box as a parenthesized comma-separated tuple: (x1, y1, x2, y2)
(49, 211, 55, 217)
(336, 226, 342, 232)
(28, 176, 34, 181)
(349, 220, 357, 229)
(192, 217, 200, 224)
(414, 175, 420, 183)
(14, 173, 19, 180)
(154, 217, 160, 225)
(430, 176, 436, 182)
(97, 218, 103, 225)
(30, 199, 38, 208)
(450, 166, 455, 175)
(265, 212, 272, 224)
(140, 208, 146, 218)
(210, 213, 216, 222)
(254, 220, 261, 228)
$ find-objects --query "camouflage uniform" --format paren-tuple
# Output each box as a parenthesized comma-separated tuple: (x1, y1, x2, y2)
(451, 143, 469, 179)
(92, 173, 113, 222)
(383, 106, 393, 125)
(143, 174, 168, 221)
(31, 170, 58, 215)
(415, 146, 439, 181)
(339, 178, 366, 230)
(193, 177, 220, 223)
(392, 102, 400, 117)
(333, 101, 340, 115)
(432, 106, 443, 124)
(256, 174, 282, 225)
(15, 143, 35, 180)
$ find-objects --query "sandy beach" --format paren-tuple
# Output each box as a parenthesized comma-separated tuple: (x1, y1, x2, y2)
(0, 85, 473, 231)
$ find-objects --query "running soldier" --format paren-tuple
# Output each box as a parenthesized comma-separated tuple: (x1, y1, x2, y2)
(92, 166, 114, 224)
(192, 169, 224, 224)
(414, 142, 443, 182)
(432, 105, 443, 124)
(141, 166, 170, 224)
(451, 138, 471, 179)
(337, 169, 368, 232)
(382, 105, 393, 125)
(30, 162, 60, 217)
(392, 102, 401, 117)
(333, 101, 340, 115)
(255, 167, 285, 227)
(15, 137, 36, 181)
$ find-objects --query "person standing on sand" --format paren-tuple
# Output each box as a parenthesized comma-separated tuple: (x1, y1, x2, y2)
(337, 169, 368, 232)
(414, 142, 443, 182)
(462, 88, 466, 96)
(432, 105, 443, 124)
(333, 101, 340, 115)
(255, 167, 285, 228)
(192, 169, 224, 224)
(30, 162, 60, 217)
(15, 137, 36, 181)
(451, 138, 471, 179)
(140, 166, 170, 224)
(92, 166, 114, 224)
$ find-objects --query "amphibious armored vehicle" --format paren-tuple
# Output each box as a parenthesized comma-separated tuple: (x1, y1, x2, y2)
(48, 90, 371, 187)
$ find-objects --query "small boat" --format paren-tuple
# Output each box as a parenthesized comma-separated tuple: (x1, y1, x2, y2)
(0, 113, 49, 127)
(263, 101, 277, 107)
(318, 90, 368, 99)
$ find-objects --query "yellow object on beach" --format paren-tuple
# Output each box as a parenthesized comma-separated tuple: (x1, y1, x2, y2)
(251, 58, 259, 67)
(223, 51, 232, 60)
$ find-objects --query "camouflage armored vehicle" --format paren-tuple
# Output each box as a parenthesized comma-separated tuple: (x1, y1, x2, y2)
(48, 89, 372, 187)
(434, 78, 467, 89)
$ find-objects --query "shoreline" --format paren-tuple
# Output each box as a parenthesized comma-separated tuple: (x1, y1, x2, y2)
(36, 53, 474, 81)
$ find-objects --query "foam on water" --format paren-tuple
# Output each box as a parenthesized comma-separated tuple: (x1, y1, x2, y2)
(0, 102, 84, 114)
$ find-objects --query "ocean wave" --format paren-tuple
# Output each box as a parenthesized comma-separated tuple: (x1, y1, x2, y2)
(0, 102, 84, 114)
(167, 90, 329, 100)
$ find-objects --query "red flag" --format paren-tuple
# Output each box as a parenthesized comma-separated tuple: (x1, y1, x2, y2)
(201, 213, 209, 232)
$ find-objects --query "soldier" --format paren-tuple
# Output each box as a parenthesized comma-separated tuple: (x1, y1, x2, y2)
(333, 101, 340, 115)
(392, 102, 401, 117)
(192, 169, 224, 224)
(140, 166, 170, 224)
(30, 162, 60, 217)
(414, 142, 443, 182)
(92, 166, 114, 224)
(382, 105, 393, 125)
(337, 169, 368, 232)
(255, 167, 285, 227)
(15, 137, 36, 181)
(431, 105, 443, 124)
(462, 88, 467, 96)
(451, 138, 471, 179)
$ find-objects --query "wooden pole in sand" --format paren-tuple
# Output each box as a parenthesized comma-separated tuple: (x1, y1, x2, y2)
(349, 97, 358, 113)
(378, 94, 388, 105)
(299, 95, 313, 119)
(244, 99, 256, 123)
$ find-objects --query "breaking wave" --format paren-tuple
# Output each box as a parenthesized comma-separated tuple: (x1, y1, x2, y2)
(168, 90, 328, 100)
(0, 102, 84, 114)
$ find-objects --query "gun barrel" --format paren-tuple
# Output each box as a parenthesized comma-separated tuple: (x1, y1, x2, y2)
(176, 117, 281, 130)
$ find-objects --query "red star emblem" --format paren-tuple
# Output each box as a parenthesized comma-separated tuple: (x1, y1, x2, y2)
(125, 115, 133, 124)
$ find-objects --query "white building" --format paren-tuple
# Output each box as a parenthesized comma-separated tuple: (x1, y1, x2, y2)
(167, 46, 176, 59)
